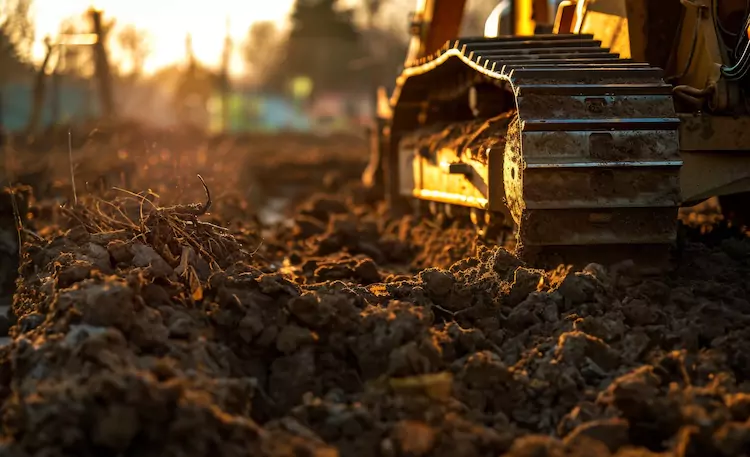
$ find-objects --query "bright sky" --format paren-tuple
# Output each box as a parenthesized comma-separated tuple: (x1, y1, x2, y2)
(30, 0, 297, 75)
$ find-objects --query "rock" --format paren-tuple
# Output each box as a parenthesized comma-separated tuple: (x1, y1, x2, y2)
(131, 243, 173, 277)
(598, 366, 663, 422)
(168, 317, 194, 339)
(389, 372, 453, 401)
(564, 418, 629, 453)
(552, 271, 602, 307)
(276, 325, 318, 353)
(287, 294, 330, 328)
(392, 420, 436, 457)
(418, 268, 455, 296)
(129, 306, 168, 349)
(293, 216, 327, 239)
(506, 293, 549, 329)
(504, 435, 566, 456)
(107, 239, 134, 264)
(622, 298, 660, 326)
(57, 260, 95, 287)
(387, 340, 434, 376)
(490, 248, 524, 279)
(17, 312, 45, 333)
(573, 314, 626, 342)
(583, 263, 609, 284)
(713, 422, 750, 456)
(314, 262, 355, 281)
(726, 393, 750, 422)
(70, 280, 136, 331)
(269, 347, 317, 411)
(508, 268, 544, 307)
(555, 331, 620, 371)
(84, 242, 113, 272)
(92, 404, 139, 449)
(458, 351, 512, 387)
(354, 259, 381, 284)
(64, 324, 110, 346)
(303, 196, 349, 222)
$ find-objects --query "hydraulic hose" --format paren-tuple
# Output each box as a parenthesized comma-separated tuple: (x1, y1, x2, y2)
(721, 38, 750, 80)
(718, 0, 750, 80)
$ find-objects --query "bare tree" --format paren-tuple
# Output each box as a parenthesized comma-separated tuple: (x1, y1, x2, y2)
(56, 17, 91, 76)
(220, 18, 232, 131)
(116, 24, 152, 78)
(26, 36, 54, 135)
(241, 21, 282, 86)
(0, 0, 34, 87)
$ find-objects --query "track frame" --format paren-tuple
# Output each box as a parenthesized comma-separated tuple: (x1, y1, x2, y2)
(387, 34, 682, 269)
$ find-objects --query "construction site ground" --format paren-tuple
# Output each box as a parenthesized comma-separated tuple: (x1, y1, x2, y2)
(1, 124, 749, 457)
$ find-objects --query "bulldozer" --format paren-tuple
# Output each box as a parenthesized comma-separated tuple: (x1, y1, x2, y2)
(363, 0, 750, 269)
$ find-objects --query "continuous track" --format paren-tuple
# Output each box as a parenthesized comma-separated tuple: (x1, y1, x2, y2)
(390, 34, 682, 269)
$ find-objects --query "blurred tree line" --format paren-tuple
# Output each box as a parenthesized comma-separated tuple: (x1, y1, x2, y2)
(243, 0, 408, 96)
(0, 0, 35, 83)
(0, 0, 156, 133)
(48, 15, 151, 82)
(1, 0, 500, 93)
(0, 0, 502, 131)
(242, 0, 502, 97)
(1, 0, 152, 82)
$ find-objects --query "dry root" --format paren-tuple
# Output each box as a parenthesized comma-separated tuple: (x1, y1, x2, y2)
(58, 175, 250, 271)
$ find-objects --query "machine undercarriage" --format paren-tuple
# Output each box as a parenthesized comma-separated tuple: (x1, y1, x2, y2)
(366, 0, 750, 270)
(389, 35, 682, 268)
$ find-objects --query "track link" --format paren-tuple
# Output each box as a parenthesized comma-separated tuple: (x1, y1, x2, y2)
(390, 34, 682, 270)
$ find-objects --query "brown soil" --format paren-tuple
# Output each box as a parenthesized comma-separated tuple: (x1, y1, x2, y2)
(2, 125, 749, 457)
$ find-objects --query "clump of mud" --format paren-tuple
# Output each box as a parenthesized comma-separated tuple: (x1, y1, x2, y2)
(4, 131, 750, 457)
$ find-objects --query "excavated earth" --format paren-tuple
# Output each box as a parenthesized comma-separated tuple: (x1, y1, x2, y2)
(1, 125, 750, 457)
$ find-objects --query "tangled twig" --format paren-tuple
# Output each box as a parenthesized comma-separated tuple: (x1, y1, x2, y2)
(161, 174, 212, 217)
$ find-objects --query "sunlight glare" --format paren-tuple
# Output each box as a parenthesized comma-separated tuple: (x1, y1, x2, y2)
(31, 0, 296, 76)
(58, 33, 98, 46)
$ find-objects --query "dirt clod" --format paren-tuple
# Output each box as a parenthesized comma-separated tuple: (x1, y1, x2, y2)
(3, 129, 750, 457)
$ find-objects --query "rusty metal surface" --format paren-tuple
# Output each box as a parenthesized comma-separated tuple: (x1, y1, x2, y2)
(680, 151, 750, 204)
(397, 116, 509, 211)
(679, 114, 750, 151)
(388, 34, 683, 265)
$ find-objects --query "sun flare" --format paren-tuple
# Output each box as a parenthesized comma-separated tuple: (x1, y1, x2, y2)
(30, 0, 297, 76)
